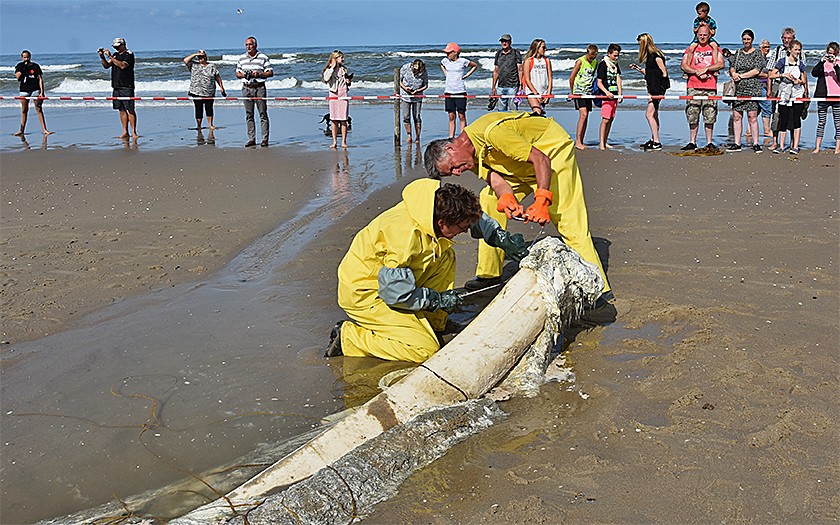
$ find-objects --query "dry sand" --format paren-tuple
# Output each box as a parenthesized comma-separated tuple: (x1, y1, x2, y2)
(1, 143, 838, 524)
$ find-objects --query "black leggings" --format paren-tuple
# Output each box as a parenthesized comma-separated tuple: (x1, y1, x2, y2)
(190, 94, 214, 120)
(778, 103, 803, 131)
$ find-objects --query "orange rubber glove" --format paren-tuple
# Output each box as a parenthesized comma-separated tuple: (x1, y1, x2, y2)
(525, 189, 552, 225)
(496, 193, 524, 220)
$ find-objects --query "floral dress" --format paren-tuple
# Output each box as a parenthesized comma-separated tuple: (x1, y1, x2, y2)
(731, 48, 767, 112)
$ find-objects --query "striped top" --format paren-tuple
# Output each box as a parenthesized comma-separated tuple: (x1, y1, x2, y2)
(235, 52, 272, 86)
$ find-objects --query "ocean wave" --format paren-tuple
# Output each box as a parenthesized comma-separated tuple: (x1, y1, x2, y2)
(0, 63, 83, 72)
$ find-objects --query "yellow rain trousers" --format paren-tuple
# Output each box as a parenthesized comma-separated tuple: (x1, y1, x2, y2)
(337, 179, 454, 362)
(464, 112, 610, 294)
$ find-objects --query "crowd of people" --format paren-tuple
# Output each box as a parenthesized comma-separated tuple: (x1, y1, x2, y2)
(10, 7, 839, 155)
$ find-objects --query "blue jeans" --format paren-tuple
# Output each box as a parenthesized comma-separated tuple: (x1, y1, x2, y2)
(758, 99, 772, 119)
(496, 86, 518, 111)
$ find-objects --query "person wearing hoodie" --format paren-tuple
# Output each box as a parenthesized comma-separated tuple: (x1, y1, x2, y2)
(327, 179, 527, 362)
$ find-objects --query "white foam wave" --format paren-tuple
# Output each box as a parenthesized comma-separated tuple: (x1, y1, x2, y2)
(478, 57, 494, 71)
(550, 58, 577, 71)
(0, 63, 83, 73)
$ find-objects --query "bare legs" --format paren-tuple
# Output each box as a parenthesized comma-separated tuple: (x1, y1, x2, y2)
(645, 100, 660, 144)
(575, 107, 589, 150)
(14, 98, 52, 136)
(330, 120, 348, 149)
(118, 109, 138, 138)
(447, 111, 466, 139)
(599, 117, 614, 150)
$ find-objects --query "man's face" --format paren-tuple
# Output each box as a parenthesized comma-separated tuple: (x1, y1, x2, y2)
(697, 26, 711, 45)
(782, 32, 794, 47)
(500, 39, 511, 50)
(437, 219, 472, 239)
(437, 143, 475, 177)
(245, 39, 257, 55)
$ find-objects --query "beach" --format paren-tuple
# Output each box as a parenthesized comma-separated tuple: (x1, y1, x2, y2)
(1, 103, 838, 524)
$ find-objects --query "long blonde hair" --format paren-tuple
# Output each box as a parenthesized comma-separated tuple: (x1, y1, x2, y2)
(525, 38, 547, 60)
(322, 50, 344, 74)
(637, 33, 663, 63)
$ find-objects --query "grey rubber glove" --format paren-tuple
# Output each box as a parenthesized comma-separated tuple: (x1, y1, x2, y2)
(491, 229, 528, 262)
(428, 289, 463, 313)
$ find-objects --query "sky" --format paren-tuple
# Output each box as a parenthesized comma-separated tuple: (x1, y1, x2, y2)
(1, 0, 838, 54)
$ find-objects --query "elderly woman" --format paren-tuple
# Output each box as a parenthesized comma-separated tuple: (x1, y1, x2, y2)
(727, 29, 766, 153)
(399, 59, 428, 143)
(183, 50, 226, 130)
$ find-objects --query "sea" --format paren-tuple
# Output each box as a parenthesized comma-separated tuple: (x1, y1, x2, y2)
(0, 42, 828, 109)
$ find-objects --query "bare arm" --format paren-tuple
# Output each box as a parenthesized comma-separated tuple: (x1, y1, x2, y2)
(491, 65, 499, 94)
(656, 56, 668, 78)
(183, 53, 198, 67)
(463, 60, 478, 79)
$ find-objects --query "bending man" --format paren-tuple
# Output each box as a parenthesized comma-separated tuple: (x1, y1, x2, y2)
(424, 111, 612, 305)
(329, 179, 528, 362)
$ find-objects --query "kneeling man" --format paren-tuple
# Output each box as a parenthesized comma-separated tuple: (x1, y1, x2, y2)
(328, 178, 527, 362)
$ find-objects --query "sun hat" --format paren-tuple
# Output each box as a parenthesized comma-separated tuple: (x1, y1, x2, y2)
(112, 37, 126, 47)
(499, 34, 512, 42)
(442, 42, 460, 53)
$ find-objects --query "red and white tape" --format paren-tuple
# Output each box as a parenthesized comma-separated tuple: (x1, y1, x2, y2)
(3, 94, 839, 102)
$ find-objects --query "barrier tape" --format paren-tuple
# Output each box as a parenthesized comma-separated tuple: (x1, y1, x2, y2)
(3, 94, 839, 102)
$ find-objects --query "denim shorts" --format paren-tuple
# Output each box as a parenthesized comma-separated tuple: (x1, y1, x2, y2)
(19, 89, 43, 108)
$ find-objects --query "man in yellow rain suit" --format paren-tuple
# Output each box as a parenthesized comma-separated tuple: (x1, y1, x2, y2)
(328, 178, 528, 362)
(424, 111, 612, 306)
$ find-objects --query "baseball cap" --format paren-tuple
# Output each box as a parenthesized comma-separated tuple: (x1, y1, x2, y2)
(112, 37, 126, 48)
(499, 34, 512, 42)
(198, 49, 207, 56)
(442, 42, 460, 53)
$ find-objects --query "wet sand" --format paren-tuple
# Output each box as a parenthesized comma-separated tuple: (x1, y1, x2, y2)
(1, 117, 838, 523)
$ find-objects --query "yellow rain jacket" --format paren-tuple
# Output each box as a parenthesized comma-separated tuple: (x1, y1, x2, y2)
(464, 112, 610, 293)
(337, 178, 455, 362)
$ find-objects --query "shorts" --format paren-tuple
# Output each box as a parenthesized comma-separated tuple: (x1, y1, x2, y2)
(112, 87, 136, 111)
(601, 99, 617, 119)
(19, 89, 43, 108)
(685, 87, 718, 125)
(574, 98, 592, 111)
(444, 93, 467, 113)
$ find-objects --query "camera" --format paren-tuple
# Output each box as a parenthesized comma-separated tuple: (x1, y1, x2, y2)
(345, 72, 354, 81)
(98, 48, 106, 54)
(827, 55, 836, 63)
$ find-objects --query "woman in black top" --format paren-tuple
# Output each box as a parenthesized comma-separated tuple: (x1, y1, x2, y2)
(630, 33, 669, 150)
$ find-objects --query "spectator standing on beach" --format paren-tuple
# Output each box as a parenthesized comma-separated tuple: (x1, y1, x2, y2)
(596, 44, 622, 151)
(424, 112, 612, 308)
(441, 43, 478, 139)
(629, 34, 668, 151)
(236, 36, 273, 147)
(680, 24, 724, 150)
(13, 50, 52, 136)
(569, 45, 599, 150)
(767, 28, 797, 150)
(757, 39, 774, 144)
(99, 37, 137, 139)
(726, 29, 766, 153)
(770, 40, 808, 154)
(183, 50, 226, 130)
(399, 59, 428, 144)
(811, 42, 840, 154)
(491, 34, 523, 111)
(323, 50, 352, 149)
(522, 39, 552, 116)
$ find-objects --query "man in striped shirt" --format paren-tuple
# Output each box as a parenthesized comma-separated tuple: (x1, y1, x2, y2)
(236, 36, 273, 147)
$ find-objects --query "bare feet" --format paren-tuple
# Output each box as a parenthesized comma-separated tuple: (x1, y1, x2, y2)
(44, 130, 54, 135)
(329, 143, 337, 149)
(599, 144, 614, 150)
(405, 136, 413, 143)
(414, 138, 420, 144)
(13, 131, 24, 136)
(575, 143, 587, 150)
(341, 143, 347, 149)
(813, 148, 820, 154)
(118, 133, 130, 139)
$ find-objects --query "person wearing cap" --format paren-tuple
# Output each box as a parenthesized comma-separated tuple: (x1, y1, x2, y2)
(99, 37, 137, 138)
(423, 112, 613, 308)
(235, 36, 273, 147)
(491, 34, 523, 111)
(441, 43, 478, 139)
(183, 50, 227, 130)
